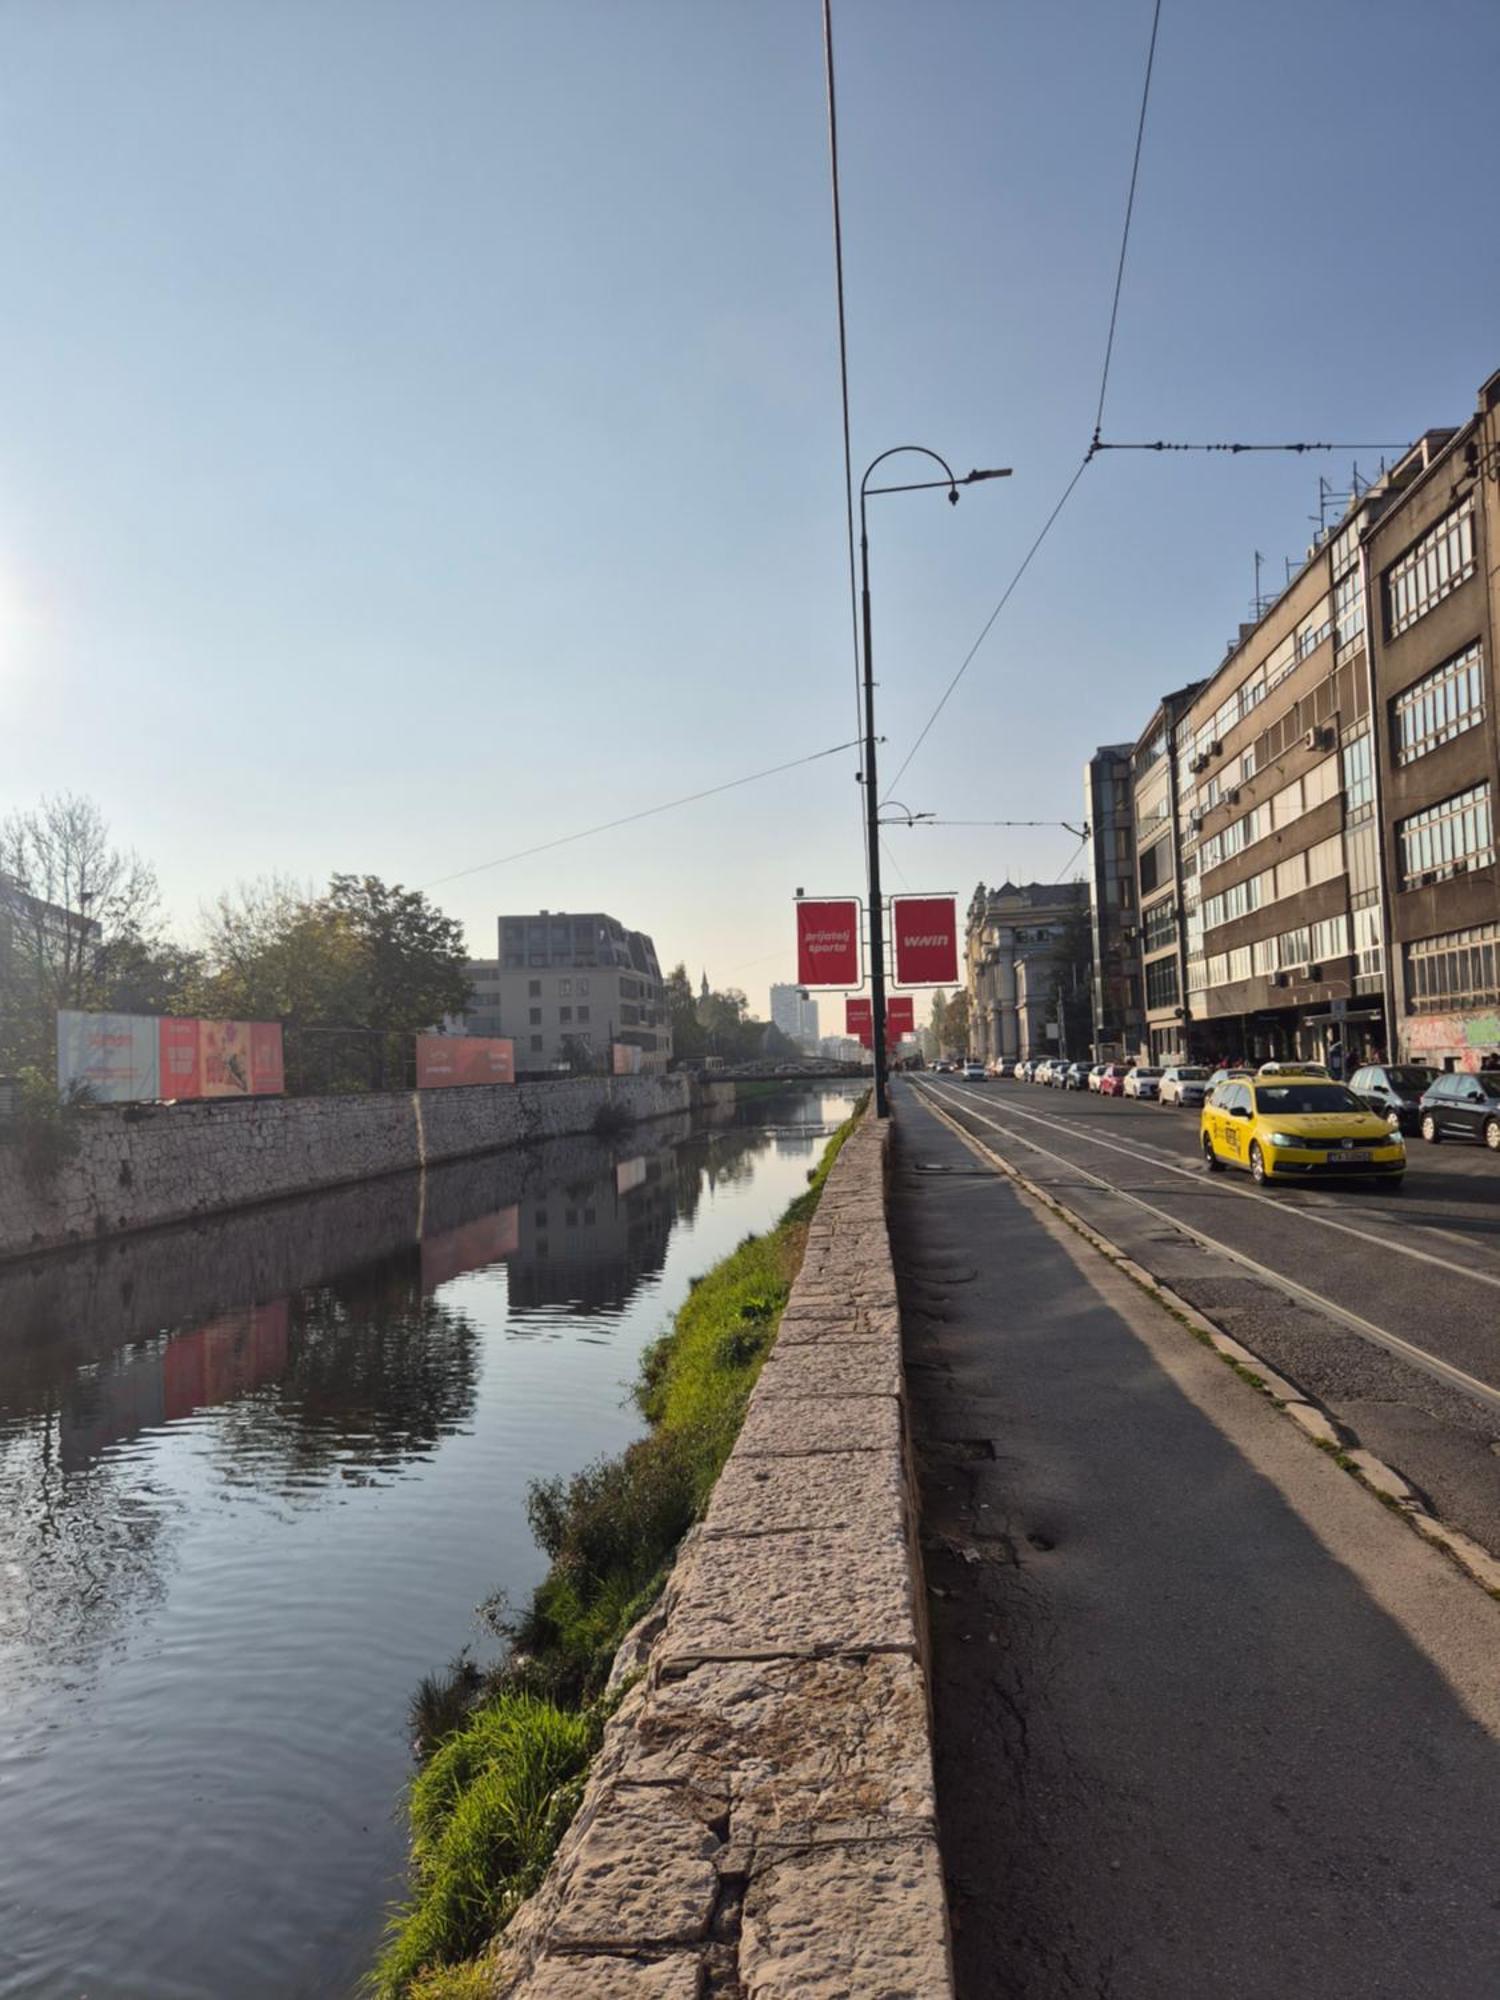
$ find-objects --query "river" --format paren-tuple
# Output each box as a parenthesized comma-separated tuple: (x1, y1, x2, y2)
(0, 1084, 861, 1999)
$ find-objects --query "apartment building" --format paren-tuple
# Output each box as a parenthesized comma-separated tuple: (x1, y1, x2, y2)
(965, 880, 1089, 1063)
(1132, 687, 1201, 1064)
(457, 911, 671, 1073)
(768, 983, 820, 1051)
(1365, 376, 1500, 1070)
(1084, 745, 1143, 1059)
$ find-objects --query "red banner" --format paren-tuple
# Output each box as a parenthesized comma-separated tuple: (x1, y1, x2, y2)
(846, 997, 873, 1048)
(415, 1035, 516, 1087)
(891, 895, 958, 986)
(796, 898, 861, 988)
(159, 1017, 202, 1097)
(886, 997, 915, 1037)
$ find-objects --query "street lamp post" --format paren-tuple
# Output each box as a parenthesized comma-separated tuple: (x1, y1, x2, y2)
(859, 449, 1010, 1116)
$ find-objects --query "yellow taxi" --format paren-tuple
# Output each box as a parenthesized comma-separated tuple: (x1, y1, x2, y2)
(1200, 1067, 1406, 1188)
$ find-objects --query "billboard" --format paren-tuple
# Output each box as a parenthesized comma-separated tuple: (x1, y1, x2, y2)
(891, 895, 959, 987)
(58, 1012, 285, 1104)
(415, 1035, 516, 1087)
(886, 996, 916, 1037)
(846, 997, 873, 1048)
(796, 898, 861, 988)
(612, 1043, 644, 1076)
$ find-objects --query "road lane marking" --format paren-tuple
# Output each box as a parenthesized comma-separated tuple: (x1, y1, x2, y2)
(909, 1080, 1500, 1416)
(933, 1080, 1500, 1295)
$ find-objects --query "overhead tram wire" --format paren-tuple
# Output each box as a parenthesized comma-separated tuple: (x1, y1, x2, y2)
(419, 737, 863, 891)
(883, 0, 1165, 804)
(1089, 438, 1412, 457)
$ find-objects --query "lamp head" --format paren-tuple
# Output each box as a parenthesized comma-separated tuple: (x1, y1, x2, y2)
(947, 487, 960, 506)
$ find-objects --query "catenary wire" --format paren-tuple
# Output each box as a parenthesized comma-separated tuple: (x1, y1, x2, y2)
(1089, 438, 1412, 456)
(1090, 0, 1164, 451)
(419, 738, 863, 890)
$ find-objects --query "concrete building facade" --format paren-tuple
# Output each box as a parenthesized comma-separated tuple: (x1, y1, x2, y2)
(1085, 745, 1143, 1059)
(768, 983, 820, 1052)
(458, 911, 671, 1073)
(1131, 687, 1201, 1065)
(965, 880, 1089, 1063)
(1365, 378, 1500, 1070)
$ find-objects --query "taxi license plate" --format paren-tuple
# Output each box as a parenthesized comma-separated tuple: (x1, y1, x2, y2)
(1330, 1148, 1373, 1164)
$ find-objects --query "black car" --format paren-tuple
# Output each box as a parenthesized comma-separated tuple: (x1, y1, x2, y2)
(1349, 1062, 1439, 1134)
(1417, 1069, 1500, 1151)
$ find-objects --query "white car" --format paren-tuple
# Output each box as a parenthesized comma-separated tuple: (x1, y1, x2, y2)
(1159, 1064, 1211, 1108)
(1122, 1065, 1164, 1100)
(961, 1060, 986, 1081)
(1087, 1064, 1109, 1092)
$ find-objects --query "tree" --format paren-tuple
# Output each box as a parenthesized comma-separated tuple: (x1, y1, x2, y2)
(924, 991, 950, 1063)
(664, 964, 706, 1062)
(325, 875, 471, 1033)
(0, 794, 163, 1072)
(946, 988, 972, 1056)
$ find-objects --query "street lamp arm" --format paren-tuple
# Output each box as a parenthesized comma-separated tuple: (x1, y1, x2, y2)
(860, 444, 960, 501)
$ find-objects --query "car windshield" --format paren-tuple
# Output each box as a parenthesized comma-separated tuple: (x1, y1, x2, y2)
(1387, 1067, 1436, 1092)
(1253, 1083, 1364, 1114)
(1177, 1067, 1209, 1080)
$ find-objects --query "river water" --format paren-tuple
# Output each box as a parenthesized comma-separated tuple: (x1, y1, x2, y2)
(0, 1085, 860, 2000)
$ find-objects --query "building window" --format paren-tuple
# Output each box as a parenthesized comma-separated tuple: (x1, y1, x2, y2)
(1385, 496, 1476, 637)
(529, 1007, 542, 1025)
(528, 980, 541, 997)
(1306, 833, 1343, 886)
(1393, 640, 1485, 766)
(1143, 898, 1177, 952)
(1333, 563, 1365, 656)
(1406, 922, 1500, 1013)
(530, 1035, 544, 1052)
(578, 979, 590, 996)
(558, 978, 572, 997)
(577, 1005, 590, 1022)
(1399, 783, 1494, 888)
(1341, 730, 1374, 816)
(1139, 834, 1171, 895)
(1311, 914, 1350, 963)
(559, 1006, 572, 1022)
(1145, 957, 1180, 1009)
(1353, 901, 1384, 984)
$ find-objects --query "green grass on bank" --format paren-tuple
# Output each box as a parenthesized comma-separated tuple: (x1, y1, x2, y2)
(369, 1096, 866, 1998)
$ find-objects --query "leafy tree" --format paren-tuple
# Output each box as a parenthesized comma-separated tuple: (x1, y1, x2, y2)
(0, 794, 163, 1071)
(326, 875, 471, 1033)
(924, 990, 949, 1063)
(946, 988, 972, 1056)
(664, 964, 706, 1062)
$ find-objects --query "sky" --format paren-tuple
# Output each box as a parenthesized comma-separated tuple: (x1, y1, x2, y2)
(6, 0, 1499, 1025)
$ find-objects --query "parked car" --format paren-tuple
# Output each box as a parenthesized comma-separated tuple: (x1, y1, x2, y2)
(1123, 1065, 1164, 1100)
(1064, 1061, 1091, 1090)
(1206, 1066, 1254, 1101)
(1043, 1058, 1070, 1086)
(1257, 1060, 1330, 1079)
(1200, 1076, 1405, 1187)
(989, 1057, 1018, 1078)
(1417, 1070, 1500, 1149)
(1349, 1063, 1439, 1134)
(1098, 1064, 1132, 1097)
(961, 1060, 986, 1081)
(1087, 1063, 1109, 1092)
(1159, 1065, 1211, 1108)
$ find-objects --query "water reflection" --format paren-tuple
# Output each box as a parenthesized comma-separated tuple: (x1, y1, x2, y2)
(0, 1085, 859, 2000)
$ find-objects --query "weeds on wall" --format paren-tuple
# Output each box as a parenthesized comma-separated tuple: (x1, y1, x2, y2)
(2, 1069, 90, 1193)
(369, 1097, 865, 1996)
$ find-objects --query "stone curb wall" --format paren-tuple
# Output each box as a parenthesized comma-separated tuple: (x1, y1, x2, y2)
(0, 1076, 734, 1263)
(483, 1112, 953, 1999)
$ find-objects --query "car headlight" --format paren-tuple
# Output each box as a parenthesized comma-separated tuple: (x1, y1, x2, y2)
(1266, 1131, 1302, 1148)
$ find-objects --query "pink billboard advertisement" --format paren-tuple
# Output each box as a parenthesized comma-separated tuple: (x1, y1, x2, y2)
(415, 1035, 516, 1087)
(58, 1011, 285, 1103)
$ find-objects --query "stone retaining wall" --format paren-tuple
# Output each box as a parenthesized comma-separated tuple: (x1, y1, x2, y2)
(483, 1112, 952, 1998)
(0, 1076, 734, 1262)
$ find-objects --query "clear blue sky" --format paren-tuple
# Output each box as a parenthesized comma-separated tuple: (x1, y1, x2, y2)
(6, 0, 1498, 1019)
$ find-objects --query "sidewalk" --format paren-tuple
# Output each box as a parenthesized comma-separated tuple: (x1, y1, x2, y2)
(891, 1081, 1500, 2000)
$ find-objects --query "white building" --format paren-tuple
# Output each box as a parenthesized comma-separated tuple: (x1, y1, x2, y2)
(769, 983, 820, 1051)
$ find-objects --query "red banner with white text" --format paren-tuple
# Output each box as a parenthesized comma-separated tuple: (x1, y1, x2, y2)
(886, 996, 916, 1038)
(796, 898, 862, 988)
(415, 1035, 516, 1087)
(845, 997, 873, 1048)
(891, 896, 959, 987)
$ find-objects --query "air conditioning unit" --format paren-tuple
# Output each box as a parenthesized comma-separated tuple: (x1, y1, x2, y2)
(1189, 811, 1204, 832)
(1420, 870, 1438, 886)
(1307, 963, 1323, 981)
(1318, 725, 1337, 749)
(1210, 740, 1223, 757)
(1302, 728, 1319, 751)
(1273, 971, 1290, 988)
(1454, 858, 1469, 874)
(1297, 963, 1315, 980)
(1225, 788, 1241, 806)
(1190, 752, 1209, 774)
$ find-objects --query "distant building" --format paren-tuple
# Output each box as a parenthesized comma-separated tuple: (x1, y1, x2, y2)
(1084, 745, 1143, 1059)
(769, 983, 820, 1051)
(454, 911, 671, 1073)
(965, 880, 1089, 1062)
(1132, 685, 1201, 1065)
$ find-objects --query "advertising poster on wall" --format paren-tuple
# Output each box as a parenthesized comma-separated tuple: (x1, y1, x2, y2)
(611, 1043, 644, 1076)
(795, 898, 862, 988)
(891, 895, 959, 987)
(56, 1012, 160, 1102)
(415, 1035, 517, 1087)
(57, 1012, 287, 1104)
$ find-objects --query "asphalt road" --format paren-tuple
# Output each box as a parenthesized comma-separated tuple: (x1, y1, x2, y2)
(910, 1072, 1500, 1560)
(891, 1081, 1500, 2000)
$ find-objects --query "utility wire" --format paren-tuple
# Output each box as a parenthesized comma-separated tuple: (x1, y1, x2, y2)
(1090, 0, 1163, 452)
(882, 457, 1089, 799)
(420, 738, 863, 890)
(1053, 834, 1090, 882)
(1090, 438, 1411, 456)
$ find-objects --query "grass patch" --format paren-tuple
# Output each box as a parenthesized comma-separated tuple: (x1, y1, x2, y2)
(371, 1096, 867, 1994)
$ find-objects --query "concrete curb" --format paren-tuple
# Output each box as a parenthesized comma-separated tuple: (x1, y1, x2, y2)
(915, 1086, 1500, 1606)
(482, 1111, 954, 1997)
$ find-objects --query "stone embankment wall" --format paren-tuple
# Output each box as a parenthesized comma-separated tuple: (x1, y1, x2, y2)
(0, 1076, 732, 1263)
(484, 1114, 952, 1999)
